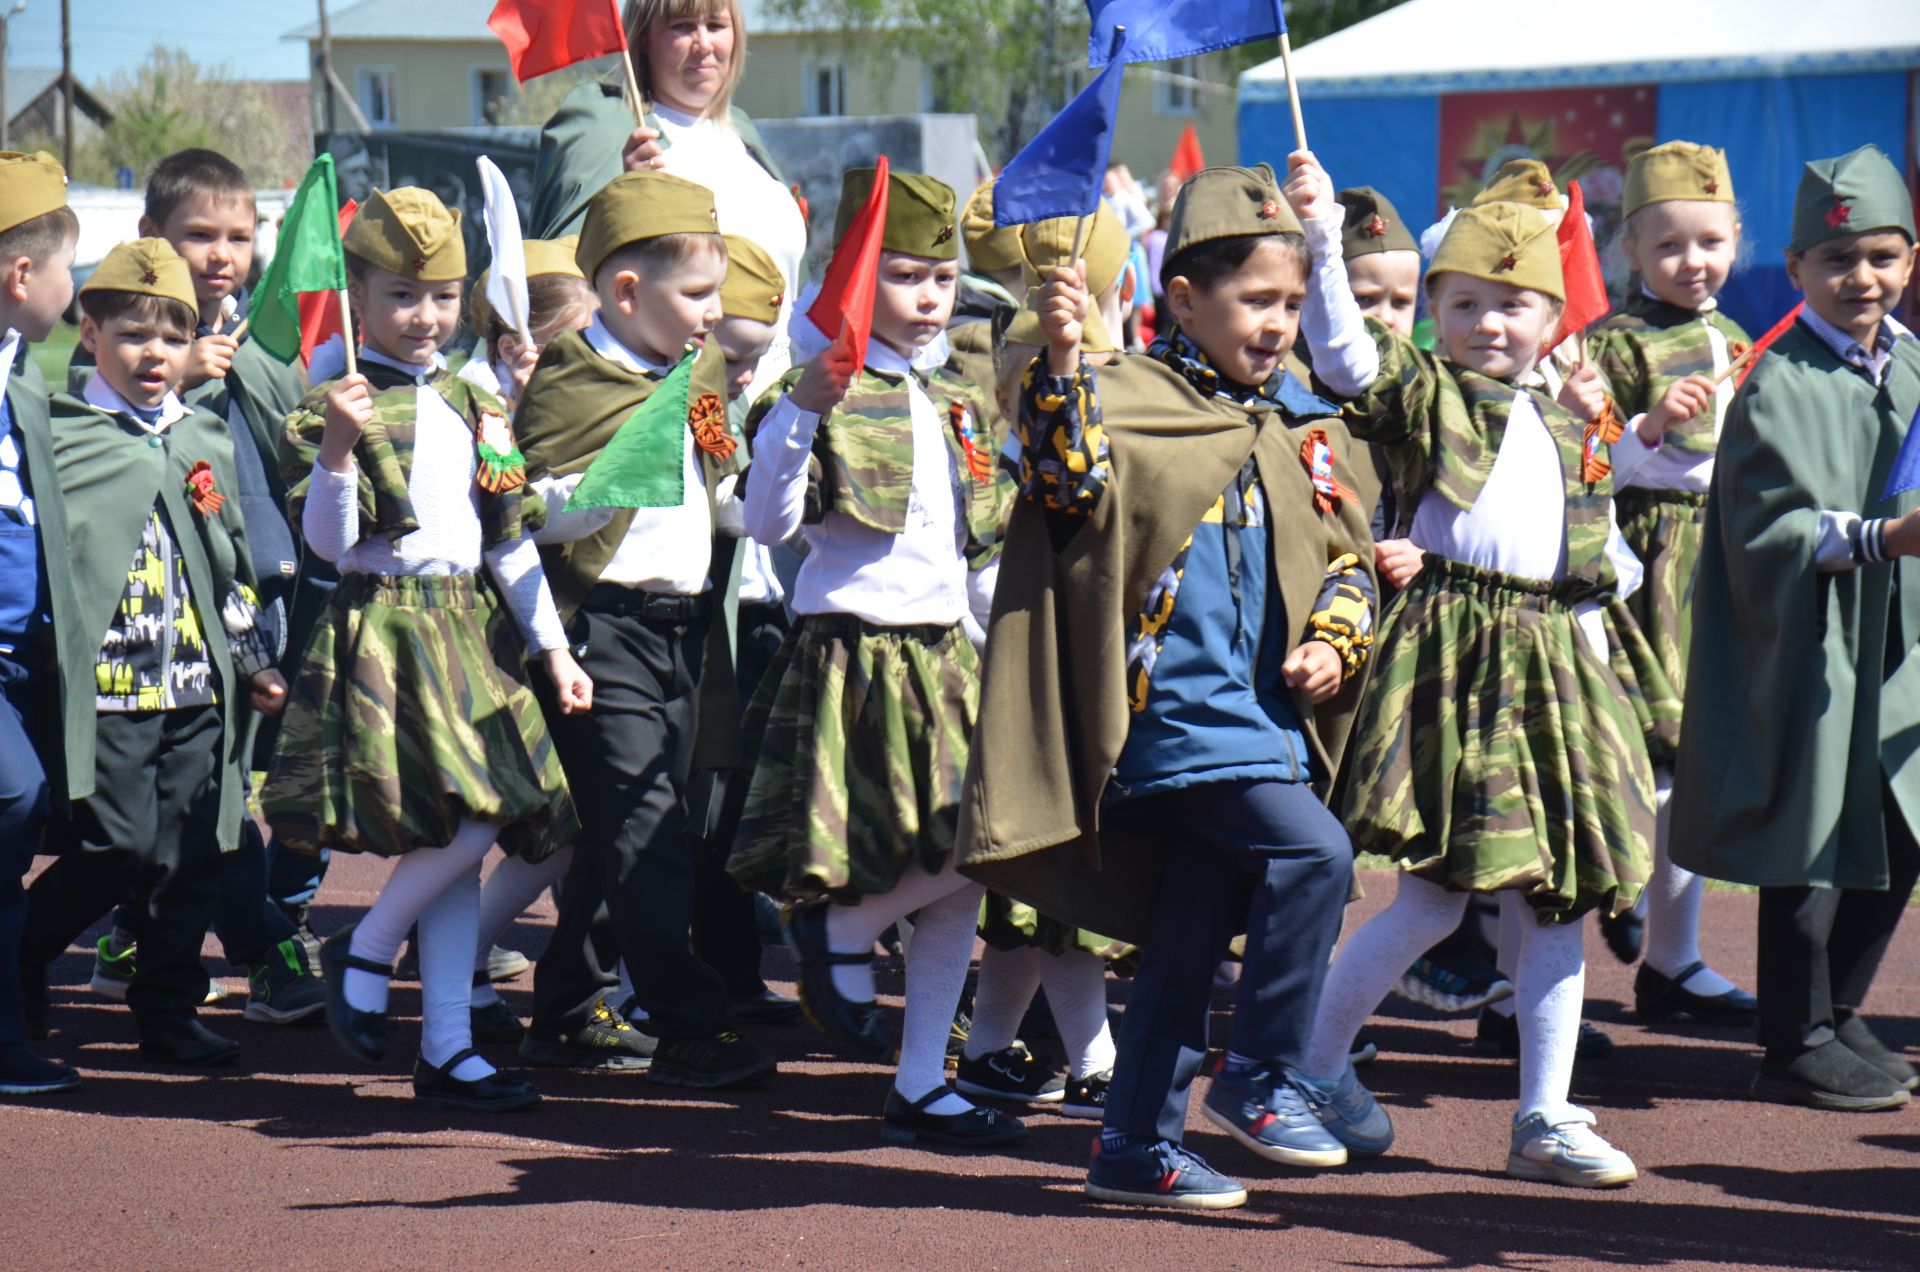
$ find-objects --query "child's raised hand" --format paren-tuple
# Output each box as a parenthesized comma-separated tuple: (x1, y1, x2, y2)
(318, 373, 374, 473)
(1556, 362, 1610, 423)
(507, 338, 541, 399)
(249, 668, 288, 716)
(1284, 150, 1336, 224)
(1282, 640, 1344, 704)
(789, 329, 860, 415)
(1642, 373, 1716, 442)
(184, 333, 238, 390)
(622, 125, 667, 172)
(1039, 263, 1090, 376)
(543, 647, 594, 714)
(1374, 537, 1425, 590)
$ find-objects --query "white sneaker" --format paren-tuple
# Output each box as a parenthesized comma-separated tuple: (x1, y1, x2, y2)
(1506, 1107, 1637, 1188)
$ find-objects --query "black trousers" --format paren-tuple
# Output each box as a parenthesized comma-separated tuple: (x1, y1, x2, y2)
(0, 653, 50, 1046)
(1756, 786, 1920, 1060)
(688, 600, 788, 997)
(531, 595, 731, 1042)
(24, 706, 224, 1028)
(111, 816, 296, 967)
(1102, 779, 1352, 1142)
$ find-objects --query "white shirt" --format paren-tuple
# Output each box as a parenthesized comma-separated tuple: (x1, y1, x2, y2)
(1609, 289, 1730, 496)
(83, 374, 190, 435)
(743, 339, 972, 627)
(302, 346, 567, 652)
(527, 315, 714, 596)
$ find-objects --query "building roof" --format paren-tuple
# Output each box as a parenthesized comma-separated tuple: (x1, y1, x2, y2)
(5, 67, 112, 128)
(1242, 0, 1920, 98)
(284, 0, 801, 42)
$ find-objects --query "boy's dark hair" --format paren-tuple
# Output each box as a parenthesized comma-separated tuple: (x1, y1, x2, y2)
(1161, 231, 1307, 296)
(145, 149, 254, 227)
(595, 232, 726, 290)
(0, 205, 80, 267)
(79, 289, 197, 340)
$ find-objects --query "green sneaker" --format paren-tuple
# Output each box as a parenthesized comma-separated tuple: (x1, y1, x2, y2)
(245, 938, 327, 1024)
(89, 935, 137, 1001)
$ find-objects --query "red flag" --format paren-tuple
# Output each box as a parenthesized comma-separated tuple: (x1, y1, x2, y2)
(489, 0, 628, 82)
(1732, 302, 1805, 388)
(1169, 123, 1206, 183)
(1546, 179, 1610, 359)
(295, 200, 358, 368)
(806, 155, 890, 371)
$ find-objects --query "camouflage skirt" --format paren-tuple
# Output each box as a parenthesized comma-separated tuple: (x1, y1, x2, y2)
(1598, 598, 1683, 770)
(727, 614, 978, 901)
(979, 892, 1133, 961)
(264, 573, 577, 861)
(1615, 486, 1708, 710)
(1338, 556, 1654, 921)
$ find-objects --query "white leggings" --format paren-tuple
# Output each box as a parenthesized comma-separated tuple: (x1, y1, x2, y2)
(965, 944, 1117, 1078)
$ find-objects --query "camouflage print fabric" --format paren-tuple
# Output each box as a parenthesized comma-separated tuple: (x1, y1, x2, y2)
(264, 573, 576, 861)
(978, 890, 1132, 961)
(1588, 290, 1752, 455)
(1340, 557, 1654, 921)
(727, 614, 978, 900)
(1598, 591, 1684, 769)
(1611, 487, 1705, 757)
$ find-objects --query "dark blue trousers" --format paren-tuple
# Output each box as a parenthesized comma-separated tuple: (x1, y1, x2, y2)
(1102, 779, 1352, 1143)
(0, 654, 50, 1046)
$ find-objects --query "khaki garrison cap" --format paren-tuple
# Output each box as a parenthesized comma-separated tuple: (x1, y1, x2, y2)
(80, 237, 197, 313)
(0, 151, 67, 233)
(1430, 202, 1565, 302)
(344, 187, 466, 281)
(719, 234, 786, 324)
(1165, 164, 1303, 264)
(834, 168, 959, 262)
(1004, 201, 1129, 354)
(576, 171, 720, 279)
(1790, 144, 1916, 254)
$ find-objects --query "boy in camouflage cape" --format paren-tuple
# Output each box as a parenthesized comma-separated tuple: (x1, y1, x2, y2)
(1585, 142, 1758, 1028)
(1296, 180, 1655, 1189)
(732, 166, 1023, 1150)
(268, 186, 586, 1113)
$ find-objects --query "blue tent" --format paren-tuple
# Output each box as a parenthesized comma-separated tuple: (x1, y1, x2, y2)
(1240, 0, 1920, 329)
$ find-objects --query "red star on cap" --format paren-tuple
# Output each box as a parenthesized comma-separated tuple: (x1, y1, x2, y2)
(140, 269, 158, 285)
(1259, 200, 1281, 220)
(1534, 178, 1555, 198)
(411, 255, 428, 273)
(1496, 252, 1518, 272)
(1703, 179, 1719, 194)
(1366, 215, 1388, 237)
(1826, 200, 1852, 230)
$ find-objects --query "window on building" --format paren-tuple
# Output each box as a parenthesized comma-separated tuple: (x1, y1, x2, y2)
(802, 58, 846, 117)
(1155, 56, 1201, 116)
(356, 66, 399, 128)
(472, 67, 513, 125)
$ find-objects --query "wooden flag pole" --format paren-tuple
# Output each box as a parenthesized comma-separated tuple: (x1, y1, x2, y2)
(337, 288, 358, 377)
(228, 318, 249, 344)
(1714, 344, 1759, 386)
(1277, 31, 1308, 150)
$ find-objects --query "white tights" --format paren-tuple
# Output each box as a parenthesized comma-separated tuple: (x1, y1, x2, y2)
(468, 846, 573, 1008)
(345, 820, 496, 1081)
(824, 860, 984, 1113)
(1305, 873, 1587, 1123)
(964, 944, 1117, 1078)
(1641, 772, 1736, 996)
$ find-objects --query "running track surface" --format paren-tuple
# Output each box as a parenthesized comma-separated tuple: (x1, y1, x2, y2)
(5, 857, 1916, 1271)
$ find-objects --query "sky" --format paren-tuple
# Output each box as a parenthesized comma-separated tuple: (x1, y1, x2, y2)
(6, 0, 309, 86)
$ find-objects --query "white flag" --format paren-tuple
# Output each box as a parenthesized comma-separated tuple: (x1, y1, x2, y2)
(477, 155, 529, 339)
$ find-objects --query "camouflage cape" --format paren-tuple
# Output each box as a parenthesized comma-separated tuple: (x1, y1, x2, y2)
(1589, 291, 1753, 717)
(45, 392, 259, 850)
(1336, 326, 1655, 920)
(945, 311, 1015, 459)
(264, 368, 577, 859)
(1672, 325, 1920, 889)
(956, 352, 1377, 946)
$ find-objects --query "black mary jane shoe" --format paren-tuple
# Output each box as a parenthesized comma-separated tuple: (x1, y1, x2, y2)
(1634, 961, 1759, 1026)
(412, 1048, 541, 1113)
(1599, 908, 1644, 965)
(318, 923, 395, 1065)
(880, 1084, 1029, 1149)
(138, 1017, 242, 1066)
(783, 902, 896, 1061)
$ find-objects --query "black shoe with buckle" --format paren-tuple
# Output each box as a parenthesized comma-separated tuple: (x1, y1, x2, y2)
(650, 1030, 777, 1089)
(318, 924, 393, 1065)
(1634, 961, 1758, 1026)
(1599, 908, 1644, 965)
(784, 902, 895, 1061)
(412, 1048, 540, 1112)
(881, 1084, 1029, 1149)
(519, 997, 655, 1070)
(1060, 1069, 1111, 1120)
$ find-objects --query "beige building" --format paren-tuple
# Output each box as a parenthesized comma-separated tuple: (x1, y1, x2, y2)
(287, 0, 1237, 177)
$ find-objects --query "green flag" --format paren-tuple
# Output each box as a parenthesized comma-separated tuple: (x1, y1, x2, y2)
(566, 348, 697, 511)
(251, 155, 347, 365)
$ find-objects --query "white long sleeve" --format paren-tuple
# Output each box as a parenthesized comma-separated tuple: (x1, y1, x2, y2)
(1298, 205, 1380, 398)
(302, 460, 365, 564)
(742, 395, 818, 549)
(528, 469, 616, 546)
(485, 534, 567, 653)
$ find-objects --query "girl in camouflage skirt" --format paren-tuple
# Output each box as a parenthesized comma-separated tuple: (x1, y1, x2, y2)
(265, 187, 591, 1112)
(731, 167, 1024, 1150)
(1295, 197, 1657, 1188)
(1586, 142, 1758, 1029)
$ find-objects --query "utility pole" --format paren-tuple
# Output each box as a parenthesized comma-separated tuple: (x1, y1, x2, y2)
(317, 0, 335, 132)
(60, 0, 73, 171)
(0, 2, 25, 153)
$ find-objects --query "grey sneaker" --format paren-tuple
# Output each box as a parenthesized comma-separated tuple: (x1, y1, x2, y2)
(1297, 1064, 1394, 1155)
(1201, 1070, 1347, 1168)
(1506, 1107, 1637, 1188)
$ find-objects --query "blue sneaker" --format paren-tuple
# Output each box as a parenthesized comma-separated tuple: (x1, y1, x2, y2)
(1297, 1064, 1394, 1155)
(1085, 1137, 1248, 1210)
(1202, 1070, 1347, 1168)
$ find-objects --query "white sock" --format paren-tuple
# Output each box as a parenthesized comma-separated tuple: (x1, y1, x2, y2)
(1489, 891, 1526, 1020)
(1641, 774, 1736, 996)
(1037, 949, 1116, 1078)
(1509, 892, 1585, 1124)
(823, 861, 979, 1002)
(1303, 873, 1467, 1079)
(965, 945, 1043, 1061)
(468, 846, 572, 1009)
(417, 861, 494, 1082)
(345, 821, 496, 1015)
(894, 870, 985, 1116)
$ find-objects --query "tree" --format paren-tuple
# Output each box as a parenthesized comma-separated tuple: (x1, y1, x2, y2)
(484, 64, 602, 128)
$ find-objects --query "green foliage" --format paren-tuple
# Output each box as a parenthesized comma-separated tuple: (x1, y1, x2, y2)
(485, 65, 604, 128)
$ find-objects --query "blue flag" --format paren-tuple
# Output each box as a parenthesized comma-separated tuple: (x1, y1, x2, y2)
(1087, 0, 1283, 67)
(993, 30, 1129, 227)
(1881, 401, 1920, 502)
